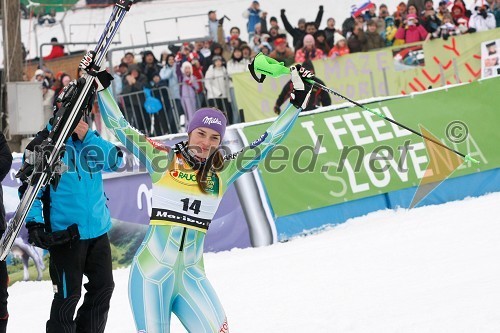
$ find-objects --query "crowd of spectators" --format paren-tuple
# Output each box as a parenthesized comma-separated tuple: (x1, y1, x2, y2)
(31, 0, 500, 135)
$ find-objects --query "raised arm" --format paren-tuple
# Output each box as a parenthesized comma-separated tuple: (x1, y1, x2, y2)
(221, 65, 314, 186)
(78, 49, 174, 183)
(97, 88, 172, 182)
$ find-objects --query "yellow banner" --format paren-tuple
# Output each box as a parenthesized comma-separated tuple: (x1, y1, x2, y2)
(234, 29, 498, 122)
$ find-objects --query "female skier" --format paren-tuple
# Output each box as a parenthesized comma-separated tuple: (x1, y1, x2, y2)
(80, 53, 314, 333)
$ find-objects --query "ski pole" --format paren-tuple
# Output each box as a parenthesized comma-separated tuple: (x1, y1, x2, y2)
(248, 53, 479, 164)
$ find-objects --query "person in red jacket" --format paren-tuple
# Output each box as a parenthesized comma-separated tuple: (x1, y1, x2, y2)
(43, 37, 65, 61)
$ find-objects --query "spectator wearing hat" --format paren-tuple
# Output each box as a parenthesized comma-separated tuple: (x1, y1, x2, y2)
(243, 1, 262, 42)
(32, 69, 46, 83)
(208, 10, 220, 42)
(328, 33, 350, 58)
(205, 55, 232, 123)
(281, 5, 323, 50)
(314, 30, 331, 55)
(269, 38, 295, 67)
(43, 37, 65, 61)
(203, 43, 226, 73)
(382, 16, 398, 46)
(437, 1, 451, 21)
(258, 41, 273, 56)
(42, 81, 55, 123)
(295, 34, 324, 63)
(43, 68, 55, 88)
(274, 60, 330, 115)
(361, 20, 385, 51)
(266, 16, 287, 35)
(454, 0, 472, 17)
(179, 61, 200, 124)
(451, 2, 470, 32)
(395, 13, 429, 43)
(420, 0, 442, 33)
(469, 1, 496, 32)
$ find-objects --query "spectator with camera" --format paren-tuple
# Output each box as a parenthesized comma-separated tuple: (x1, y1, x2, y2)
(469, 1, 496, 32)
(395, 13, 429, 44)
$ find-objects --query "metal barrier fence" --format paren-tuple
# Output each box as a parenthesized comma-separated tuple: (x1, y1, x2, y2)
(113, 75, 240, 137)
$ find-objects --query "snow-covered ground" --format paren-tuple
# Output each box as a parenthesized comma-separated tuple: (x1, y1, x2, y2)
(9, 192, 500, 332)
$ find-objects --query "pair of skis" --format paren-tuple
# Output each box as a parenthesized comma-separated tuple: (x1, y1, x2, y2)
(0, 0, 134, 260)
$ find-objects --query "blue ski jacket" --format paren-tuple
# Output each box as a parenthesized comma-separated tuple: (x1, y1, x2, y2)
(244, 8, 261, 34)
(25, 126, 122, 240)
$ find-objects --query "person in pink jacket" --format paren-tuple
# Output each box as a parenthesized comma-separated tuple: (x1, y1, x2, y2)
(395, 13, 429, 43)
(294, 34, 324, 63)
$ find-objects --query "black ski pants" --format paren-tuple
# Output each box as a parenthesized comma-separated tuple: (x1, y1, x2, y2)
(0, 256, 8, 333)
(46, 233, 114, 333)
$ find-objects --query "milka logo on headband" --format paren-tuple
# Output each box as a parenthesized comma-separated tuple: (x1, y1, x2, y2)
(203, 116, 222, 126)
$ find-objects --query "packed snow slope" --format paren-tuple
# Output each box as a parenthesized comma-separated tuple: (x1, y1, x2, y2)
(9, 192, 500, 332)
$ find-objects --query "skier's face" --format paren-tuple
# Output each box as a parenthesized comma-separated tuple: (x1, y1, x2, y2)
(189, 127, 221, 160)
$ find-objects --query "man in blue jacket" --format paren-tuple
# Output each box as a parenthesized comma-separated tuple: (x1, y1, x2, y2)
(243, 1, 262, 41)
(23, 116, 122, 333)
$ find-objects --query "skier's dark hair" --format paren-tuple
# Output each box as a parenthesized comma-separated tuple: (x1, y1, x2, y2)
(196, 149, 224, 193)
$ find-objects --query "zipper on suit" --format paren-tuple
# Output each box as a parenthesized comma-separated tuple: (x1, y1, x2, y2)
(179, 228, 187, 251)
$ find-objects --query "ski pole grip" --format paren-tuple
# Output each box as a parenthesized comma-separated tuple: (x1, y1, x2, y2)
(248, 52, 291, 83)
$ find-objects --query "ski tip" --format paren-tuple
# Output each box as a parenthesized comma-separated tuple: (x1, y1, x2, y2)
(464, 154, 480, 164)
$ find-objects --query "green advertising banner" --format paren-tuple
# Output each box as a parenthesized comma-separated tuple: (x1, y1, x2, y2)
(241, 77, 500, 217)
(234, 29, 500, 122)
